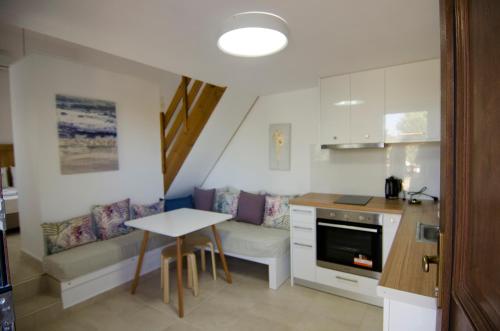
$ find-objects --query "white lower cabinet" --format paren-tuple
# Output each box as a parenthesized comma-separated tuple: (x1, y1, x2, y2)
(291, 240, 315, 281)
(382, 214, 401, 266)
(383, 298, 436, 331)
(290, 205, 316, 283)
(316, 267, 379, 298)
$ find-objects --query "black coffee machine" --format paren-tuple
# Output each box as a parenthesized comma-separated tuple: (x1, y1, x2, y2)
(385, 176, 402, 200)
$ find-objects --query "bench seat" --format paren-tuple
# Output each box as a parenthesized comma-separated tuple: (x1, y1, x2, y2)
(200, 220, 290, 258)
(43, 230, 175, 281)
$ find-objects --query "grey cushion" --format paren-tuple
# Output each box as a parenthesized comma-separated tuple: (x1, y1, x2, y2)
(43, 230, 174, 281)
(200, 221, 290, 258)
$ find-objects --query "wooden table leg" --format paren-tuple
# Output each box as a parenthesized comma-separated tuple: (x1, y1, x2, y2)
(211, 225, 232, 284)
(130, 230, 150, 294)
(176, 236, 184, 318)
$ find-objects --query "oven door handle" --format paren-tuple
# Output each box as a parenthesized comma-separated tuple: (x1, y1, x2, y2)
(317, 222, 378, 233)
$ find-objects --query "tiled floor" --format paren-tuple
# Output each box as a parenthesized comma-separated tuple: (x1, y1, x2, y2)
(30, 256, 382, 331)
(7, 232, 44, 284)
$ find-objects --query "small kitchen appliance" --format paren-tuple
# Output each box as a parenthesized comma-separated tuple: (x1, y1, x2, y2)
(385, 176, 402, 200)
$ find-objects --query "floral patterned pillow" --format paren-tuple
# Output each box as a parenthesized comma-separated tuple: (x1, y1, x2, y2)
(92, 199, 131, 240)
(131, 201, 163, 219)
(41, 215, 97, 255)
(262, 195, 296, 230)
(213, 188, 240, 217)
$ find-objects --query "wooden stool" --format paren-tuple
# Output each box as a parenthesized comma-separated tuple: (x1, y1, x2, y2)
(185, 234, 217, 280)
(161, 244, 198, 304)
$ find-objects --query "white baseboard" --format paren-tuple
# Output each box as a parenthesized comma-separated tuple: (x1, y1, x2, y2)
(60, 243, 173, 309)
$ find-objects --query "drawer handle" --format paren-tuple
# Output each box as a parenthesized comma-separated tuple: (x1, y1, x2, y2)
(293, 226, 313, 231)
(336, 276, 358, 283)
(293, 242, 313, 248)
(292, 209, 312, 214)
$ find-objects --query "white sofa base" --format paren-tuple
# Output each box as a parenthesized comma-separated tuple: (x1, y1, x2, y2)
(60, 244, 173, 309)
(209, 247, 290, 290)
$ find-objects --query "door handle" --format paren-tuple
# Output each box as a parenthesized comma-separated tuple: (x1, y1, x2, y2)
(422, 255, 439, 273)
(293, 242, 313, 248)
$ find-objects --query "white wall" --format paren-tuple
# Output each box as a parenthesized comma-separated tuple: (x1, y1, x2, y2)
(0, 69, 13, 143)
(204, 88, 319, 195)
(204, 87, 441, 198)
(10, 54, 164, 260)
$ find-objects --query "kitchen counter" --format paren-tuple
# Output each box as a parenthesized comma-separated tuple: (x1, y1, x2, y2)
(290, 193, 439, 306)
(290, 193, 405, 214)
(378, 200, 439, 307)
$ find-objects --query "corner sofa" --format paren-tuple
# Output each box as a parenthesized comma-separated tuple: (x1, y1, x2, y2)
(42, 187, 292, 308)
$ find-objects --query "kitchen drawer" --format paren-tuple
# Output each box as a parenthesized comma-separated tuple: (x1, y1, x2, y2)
(316, 266, 378, 297)
(291, 222, 315, 242)
(290, 205, 315, 224)
(292, 241, 316, 282)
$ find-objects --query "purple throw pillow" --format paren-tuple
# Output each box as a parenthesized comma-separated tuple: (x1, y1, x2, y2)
(236, 191, 266, 225)
(194, 187, 215, 211)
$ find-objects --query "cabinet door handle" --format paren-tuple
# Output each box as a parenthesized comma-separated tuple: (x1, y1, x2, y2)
(336, 276, 358, 283)
(293, 226, 313, 231)
(318, 222, 378, 233)
(293, 242, 313, 248)
(292, 209, 312, 215)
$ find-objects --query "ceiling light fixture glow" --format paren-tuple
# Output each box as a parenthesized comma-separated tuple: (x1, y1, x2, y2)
(217, 12, 289, 57)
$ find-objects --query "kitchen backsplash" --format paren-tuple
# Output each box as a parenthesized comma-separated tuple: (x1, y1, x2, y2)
(311, 142, 440, 198)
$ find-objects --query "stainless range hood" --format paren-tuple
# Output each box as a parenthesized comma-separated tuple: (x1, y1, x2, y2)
(321, 143, 385, 150)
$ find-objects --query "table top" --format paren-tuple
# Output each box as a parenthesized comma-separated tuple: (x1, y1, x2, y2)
(125, 208, 233, 237)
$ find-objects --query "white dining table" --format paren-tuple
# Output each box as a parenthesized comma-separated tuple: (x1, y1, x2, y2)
(125, 208, 233, 317)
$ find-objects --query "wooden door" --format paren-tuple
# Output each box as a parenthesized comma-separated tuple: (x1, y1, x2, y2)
(439, 0, 500, 330)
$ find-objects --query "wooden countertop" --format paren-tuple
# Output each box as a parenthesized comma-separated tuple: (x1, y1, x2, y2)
(290, 193, 405, 214)
(290, 193, 439, 300)
(379, 201, 439, 299)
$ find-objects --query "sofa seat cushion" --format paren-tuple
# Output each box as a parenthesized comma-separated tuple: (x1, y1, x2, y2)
(43, 230, 174, 281)
(199, 221, 289, 258)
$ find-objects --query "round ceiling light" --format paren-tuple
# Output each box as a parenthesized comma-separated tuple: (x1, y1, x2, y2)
(217, 12, 289, 57)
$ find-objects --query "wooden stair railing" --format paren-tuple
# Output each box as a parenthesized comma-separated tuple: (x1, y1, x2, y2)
(160, 76, 226, 193)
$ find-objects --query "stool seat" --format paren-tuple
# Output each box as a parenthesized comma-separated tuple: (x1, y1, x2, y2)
(185, 234, 217, 280)
(161, 244, 199, 304)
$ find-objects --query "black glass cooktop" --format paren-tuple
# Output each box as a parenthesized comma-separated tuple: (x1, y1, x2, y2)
(335, 195, 373, 206)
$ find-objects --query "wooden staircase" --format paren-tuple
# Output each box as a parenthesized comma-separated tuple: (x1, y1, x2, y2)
(160, 76, 226, 193)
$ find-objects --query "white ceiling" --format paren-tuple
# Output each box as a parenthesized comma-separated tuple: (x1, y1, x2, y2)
(0, 0, 440, 96)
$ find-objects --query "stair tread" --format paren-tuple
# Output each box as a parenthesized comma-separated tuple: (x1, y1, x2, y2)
(14, 293, 61, 318)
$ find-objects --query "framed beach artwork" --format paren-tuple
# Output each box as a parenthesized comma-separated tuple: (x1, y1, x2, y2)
(269, 123, 291, 171)
(56, 95, 119, 175)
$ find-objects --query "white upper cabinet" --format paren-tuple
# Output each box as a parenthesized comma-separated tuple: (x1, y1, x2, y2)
(320, 74, 350, 145)
(319, 59, 440, 146)
(320, 70, 385, 146)
(350, 69, 385, 143)
(384, 59, 441, 143)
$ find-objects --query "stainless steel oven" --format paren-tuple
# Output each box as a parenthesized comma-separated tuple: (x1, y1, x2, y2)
(316, 208, 383, 279)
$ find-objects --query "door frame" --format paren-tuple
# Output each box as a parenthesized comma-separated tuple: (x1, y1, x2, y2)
(437, 0, 455, 329)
